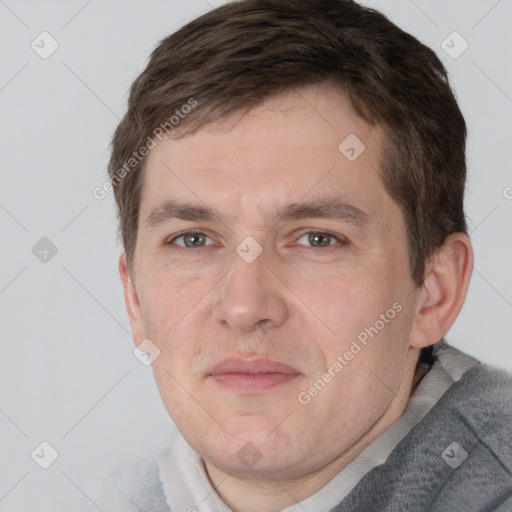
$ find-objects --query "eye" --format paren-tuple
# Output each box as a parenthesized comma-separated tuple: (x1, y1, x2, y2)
(296, 231, 346, 248)
(168, 231, 214, 249)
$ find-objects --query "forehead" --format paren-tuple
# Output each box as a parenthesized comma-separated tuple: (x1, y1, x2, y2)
(139, 84, 392, 229)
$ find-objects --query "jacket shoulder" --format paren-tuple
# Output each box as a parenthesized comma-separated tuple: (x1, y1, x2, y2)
(447, 362, 512, 469)
(332, 362, 512, 512)
(91, 457, 170, 512)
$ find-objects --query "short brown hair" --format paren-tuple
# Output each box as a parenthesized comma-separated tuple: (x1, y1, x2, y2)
(108, 0, 468, 374)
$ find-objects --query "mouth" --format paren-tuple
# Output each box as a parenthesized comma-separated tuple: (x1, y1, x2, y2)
(208, 358, 301, 393)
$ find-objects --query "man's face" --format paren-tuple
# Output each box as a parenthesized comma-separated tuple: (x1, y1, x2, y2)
(122, 84, 422, 481)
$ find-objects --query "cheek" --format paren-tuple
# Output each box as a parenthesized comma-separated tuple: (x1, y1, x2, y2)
(298, 266, 411, 391)
(291, 267, 386, 345)
(139, 268, 208, 337)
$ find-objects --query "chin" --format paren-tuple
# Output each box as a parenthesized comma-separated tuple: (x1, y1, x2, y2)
(196, 423, 310, 477)
(203, 446, 307, 480)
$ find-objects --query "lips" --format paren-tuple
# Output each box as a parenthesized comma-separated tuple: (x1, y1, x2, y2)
(208, 358, 301, 393)
(210, 358, 299, 375)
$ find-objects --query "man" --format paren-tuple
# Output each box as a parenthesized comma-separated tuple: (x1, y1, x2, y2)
(96, 0, 512, 510)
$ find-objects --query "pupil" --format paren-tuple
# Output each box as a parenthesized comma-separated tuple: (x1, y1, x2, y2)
(310, 233, 330, 247)
(185, 233, 204, 247)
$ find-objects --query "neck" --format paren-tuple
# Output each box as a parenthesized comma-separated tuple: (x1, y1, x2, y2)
(204, 348, 421, 512)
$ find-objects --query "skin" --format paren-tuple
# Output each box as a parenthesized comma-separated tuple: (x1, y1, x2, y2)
(119, 83, 473, 512)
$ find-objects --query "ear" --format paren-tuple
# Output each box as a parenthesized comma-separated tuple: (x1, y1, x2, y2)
(119, 252, 147, 347)
(409, 232, 473, 349)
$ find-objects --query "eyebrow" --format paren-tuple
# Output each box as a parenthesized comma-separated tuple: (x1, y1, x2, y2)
(144, 196, 370, 230)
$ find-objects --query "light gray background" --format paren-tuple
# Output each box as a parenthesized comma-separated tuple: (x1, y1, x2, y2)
(0, 0, 511, 510)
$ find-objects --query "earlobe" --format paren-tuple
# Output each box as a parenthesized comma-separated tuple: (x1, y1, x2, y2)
(119, 252, 147, 346)
(409, 233, 474, 349)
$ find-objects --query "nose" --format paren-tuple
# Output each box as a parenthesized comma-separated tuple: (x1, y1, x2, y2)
(212, 243, 289, 333)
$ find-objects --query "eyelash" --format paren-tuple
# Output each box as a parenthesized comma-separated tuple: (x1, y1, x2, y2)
(166, 230, 348, 252)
